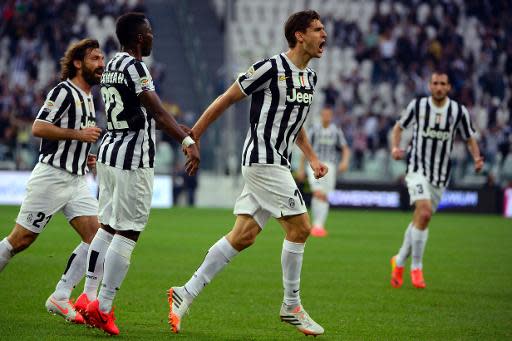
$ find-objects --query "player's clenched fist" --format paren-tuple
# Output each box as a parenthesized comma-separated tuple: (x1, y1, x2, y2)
(391, 147, 405, 160)
(79, 127, 102, 143)
(311, 159, 328, 179)
(474, 156, 484, 173)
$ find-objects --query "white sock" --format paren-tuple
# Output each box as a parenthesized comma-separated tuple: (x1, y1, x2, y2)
(411, 226, 429, 270)
(395, 223, 413, 267)
(311, 197, 329, 228)
(98, 234, 136, 313)
(0, 237, 13, 272)
(281, 239, 305, 307)
(184, 237, 238, 298)
(53, 242, 89, 301)
(84, 228, 114, 300)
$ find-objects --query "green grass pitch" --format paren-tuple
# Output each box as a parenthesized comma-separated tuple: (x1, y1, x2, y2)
(0, 205, 510, 340)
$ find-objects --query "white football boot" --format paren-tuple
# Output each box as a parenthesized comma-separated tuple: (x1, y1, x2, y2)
(45, 295, 84, 324)
(167, 286, 193, 333)
(280, 303, 324, 336)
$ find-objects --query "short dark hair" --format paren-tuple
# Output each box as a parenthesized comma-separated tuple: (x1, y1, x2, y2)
(60, 38, 100, 80)
(284, 10, 321, 48)
(116, 12, 147, 47)
(431, 69, 451, 84)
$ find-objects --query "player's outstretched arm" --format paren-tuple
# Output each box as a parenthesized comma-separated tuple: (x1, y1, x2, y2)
(139, 91, 200, 175)
(296, 127, 328, 179)
(139, 91, 190, 142)
(191, 82, 245, 140)
(32, 120, 102, 143)
(390, 122, 405, 160)
(466, 137, 484, 173)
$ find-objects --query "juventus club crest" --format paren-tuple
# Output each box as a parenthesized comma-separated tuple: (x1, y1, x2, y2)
(435, 112, 442, 124)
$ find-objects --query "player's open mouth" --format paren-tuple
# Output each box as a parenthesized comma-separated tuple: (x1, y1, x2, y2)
(319, 41, 326, 52)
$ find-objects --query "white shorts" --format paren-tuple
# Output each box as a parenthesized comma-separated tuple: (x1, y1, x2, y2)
(307, 161, 336, 193)
(234, 164, 307, 228)
(97, 162, 154, 232)
(16, 162, 98, 233)
(405, 172, 444, 212)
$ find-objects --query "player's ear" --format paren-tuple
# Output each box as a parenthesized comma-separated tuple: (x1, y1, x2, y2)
(295, 31, 304, 44)
(73, 59, 82, 71)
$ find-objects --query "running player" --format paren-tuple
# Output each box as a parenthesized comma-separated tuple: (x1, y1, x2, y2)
(0, 39, 104, 323)
(390, 71, 484, 289)
(297, 106, 350, 237)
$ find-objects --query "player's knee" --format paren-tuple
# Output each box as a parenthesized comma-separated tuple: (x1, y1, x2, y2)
(313, 191, 327, 201)
(418, 207, 433, 225)
(83, 224, 100, 243)
(229, 230, 257, 250)
(287, 225, 310, 242)
(237, 233, 257, 250)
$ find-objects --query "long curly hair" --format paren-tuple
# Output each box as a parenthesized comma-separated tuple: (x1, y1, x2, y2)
(60, 38, 100, 81)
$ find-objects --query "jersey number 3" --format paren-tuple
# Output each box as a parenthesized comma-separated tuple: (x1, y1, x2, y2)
(101, 87, 128, 130)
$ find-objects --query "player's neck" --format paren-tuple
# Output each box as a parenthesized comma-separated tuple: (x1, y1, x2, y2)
(322, 122, 329, 128)
(122, 47, 142, 61)
(285, 49, 311, 70)
(70, 76, 92, 94)
(431, 96, 448, 108)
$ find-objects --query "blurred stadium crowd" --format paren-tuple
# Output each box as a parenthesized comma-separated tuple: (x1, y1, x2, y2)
(0, 0, 511, 186)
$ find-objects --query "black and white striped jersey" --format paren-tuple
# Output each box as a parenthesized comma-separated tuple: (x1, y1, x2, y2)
(98, 52, 156, 170)
(237, 52, 317, 168)
(307, 123, 347, 164)
(36, 80, 96, 175)
(399, 96, 477, 187)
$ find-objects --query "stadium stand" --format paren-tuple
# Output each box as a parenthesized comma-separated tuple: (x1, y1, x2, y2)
(0, 0, 511, 186)
(213, 0, 511, 185)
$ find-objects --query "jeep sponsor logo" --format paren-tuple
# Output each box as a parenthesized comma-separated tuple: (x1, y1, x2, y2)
(422, 127, 451, 140)
(81, 117, 96, 129)
(286, 88, 314, 105)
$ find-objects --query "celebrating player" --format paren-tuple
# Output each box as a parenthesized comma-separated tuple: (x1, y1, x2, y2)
(0, 39, 104, 323)
(390, 71, 484, 289)
(167, 10, 327, 336)
(76, 13, 200, 336)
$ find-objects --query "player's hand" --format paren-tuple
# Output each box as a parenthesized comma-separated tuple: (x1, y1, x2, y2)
(179, 124, 191, 135)
(296, 169, 306, 182)
(338, 161, 349, 173)
(391, 147, 405, 160)
(310, 159, 328, 179)
(79, 127, 102, 143)
(474, 156, 484, 173)
(87, 154, 97, 176)
(184, 144, 200, 175)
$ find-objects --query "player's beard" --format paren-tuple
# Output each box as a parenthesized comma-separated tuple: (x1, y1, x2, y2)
(82, 66, 103, 86)
(142, 45, 152, 57)
(433, 92, 446, 102)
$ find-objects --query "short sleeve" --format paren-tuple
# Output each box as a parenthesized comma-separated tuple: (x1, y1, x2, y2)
(36, 85, 71, 123)
(236, 59, 274, 96)
(337, 128, 348, 147)
(457, 105, 477, 140)
(127, 61, 155, 95)
(398, 99, 417, 129)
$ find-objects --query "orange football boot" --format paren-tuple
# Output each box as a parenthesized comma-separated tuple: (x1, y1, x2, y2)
(390, 256, 404, 288)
